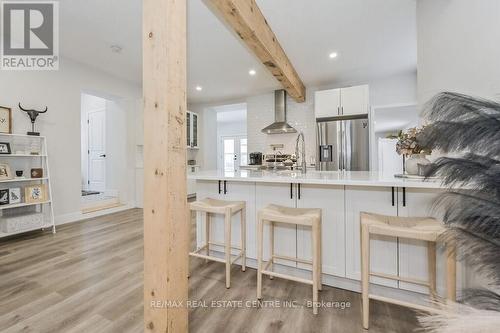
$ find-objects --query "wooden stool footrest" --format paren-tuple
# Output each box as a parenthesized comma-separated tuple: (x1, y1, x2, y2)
(261, 269, 314, 286)
(370, 272, 430, 287)
(369, 294, 446, 314)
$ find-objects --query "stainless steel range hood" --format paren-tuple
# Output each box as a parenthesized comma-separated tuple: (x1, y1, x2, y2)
(261, 90, 297, 134)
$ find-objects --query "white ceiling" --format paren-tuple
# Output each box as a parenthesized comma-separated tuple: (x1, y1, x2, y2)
(59, 0, 416, 104)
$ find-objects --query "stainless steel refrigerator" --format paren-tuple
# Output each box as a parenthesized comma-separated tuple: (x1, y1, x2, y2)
(316, 115, 369, 171)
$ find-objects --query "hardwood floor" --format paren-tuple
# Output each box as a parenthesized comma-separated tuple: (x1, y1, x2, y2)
(0, 209, 420, 332)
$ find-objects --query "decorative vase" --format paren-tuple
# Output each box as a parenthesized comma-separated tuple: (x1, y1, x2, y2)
(405, 154, 430, 175)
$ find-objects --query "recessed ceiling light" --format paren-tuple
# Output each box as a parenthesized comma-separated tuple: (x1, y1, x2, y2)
(249, 69, 256, 76)
(195, 86, 203, 91)
(329, 52, 338, 59)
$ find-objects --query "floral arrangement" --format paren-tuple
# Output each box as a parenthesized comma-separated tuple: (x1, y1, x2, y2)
(396, 126, 431, 156)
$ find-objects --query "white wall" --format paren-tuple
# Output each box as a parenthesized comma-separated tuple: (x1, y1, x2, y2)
(191, 71, 416, 170)
(417, 0, 500, 288)
(247, 71, 417, 165)
(0, 57, 141, 223)
(417, 0, 500, 104)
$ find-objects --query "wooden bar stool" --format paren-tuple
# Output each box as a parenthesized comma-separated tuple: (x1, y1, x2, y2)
(189, 198, 246, 288)
(257, 204, 322, 314)
(360, 212, 457, 330)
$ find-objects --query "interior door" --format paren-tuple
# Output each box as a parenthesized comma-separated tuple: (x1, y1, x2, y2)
(87, 110, 106, 192)
(221, 136, 247, 172)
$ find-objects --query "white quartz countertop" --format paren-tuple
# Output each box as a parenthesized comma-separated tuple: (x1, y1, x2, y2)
(189, 170, 447, 189)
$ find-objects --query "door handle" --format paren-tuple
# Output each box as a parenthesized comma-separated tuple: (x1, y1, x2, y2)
(99, 154, 106, 158)
(402, 187, 406, 207)
(218, 180, 221, 194)
(298, 183, 301, 200)
(224, 180, 227, 194)
(290, 183, 293, 199)
(391, 187, 395, 206)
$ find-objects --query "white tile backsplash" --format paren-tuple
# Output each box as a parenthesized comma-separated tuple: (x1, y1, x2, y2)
(247, 90, 316, 163)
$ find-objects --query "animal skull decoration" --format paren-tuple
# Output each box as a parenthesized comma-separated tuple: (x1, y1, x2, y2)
(19, 103, 47, 136)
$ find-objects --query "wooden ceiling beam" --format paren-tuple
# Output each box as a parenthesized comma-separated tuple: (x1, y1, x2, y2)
(207, 0, 306, 102)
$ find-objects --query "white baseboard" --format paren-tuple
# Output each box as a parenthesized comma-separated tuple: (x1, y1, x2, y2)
(55, 203, 135, 226)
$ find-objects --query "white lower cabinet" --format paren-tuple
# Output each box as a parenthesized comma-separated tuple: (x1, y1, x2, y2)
(398, 187, 444, 294)
(255, 183, 296, 267)
(296, 184, 345, 277)
(345, 186, 398, 287)
(195, 180, 256, 260)
(194, 179, 449, 296)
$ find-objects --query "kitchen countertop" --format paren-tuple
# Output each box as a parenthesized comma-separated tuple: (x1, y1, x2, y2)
(189, 170, 447, 189)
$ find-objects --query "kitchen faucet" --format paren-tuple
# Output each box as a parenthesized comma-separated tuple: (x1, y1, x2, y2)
(295, 132, 307, 174)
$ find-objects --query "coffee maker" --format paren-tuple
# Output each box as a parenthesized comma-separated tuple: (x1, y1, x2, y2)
(249, 152, 263, 165)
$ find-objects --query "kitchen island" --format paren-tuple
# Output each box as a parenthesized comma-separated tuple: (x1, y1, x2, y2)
(189, 170, 460, 303)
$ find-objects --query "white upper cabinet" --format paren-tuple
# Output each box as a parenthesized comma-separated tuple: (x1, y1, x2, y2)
(340, 85, 369, 116)
(314, 84, 369, 118)
(314, 88, 340, 118)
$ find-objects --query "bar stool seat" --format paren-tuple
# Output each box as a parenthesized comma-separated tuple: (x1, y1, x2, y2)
(189, 197, 246, 289)
(190, 198, 245, 215)
(257, 204, 322, 314)
(360, 212, 456, 330)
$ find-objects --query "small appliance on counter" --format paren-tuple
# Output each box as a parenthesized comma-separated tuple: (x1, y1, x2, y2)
(249, 152, 263, 165)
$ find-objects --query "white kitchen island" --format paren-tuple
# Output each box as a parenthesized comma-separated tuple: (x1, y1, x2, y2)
(189, 170, 460, 303)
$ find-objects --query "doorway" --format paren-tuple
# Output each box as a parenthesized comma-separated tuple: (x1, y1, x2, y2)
(213, 103, 247, 172)
(81, 92, 123, 212)
(221, 136, 247, 172)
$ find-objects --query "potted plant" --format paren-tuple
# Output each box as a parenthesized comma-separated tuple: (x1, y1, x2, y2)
(396, 126, 432, 175)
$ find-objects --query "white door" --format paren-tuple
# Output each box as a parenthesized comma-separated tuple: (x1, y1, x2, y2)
(220, 136, 247, 172)
(255, 183, 296, 267)
(398, 188, 447, 294)
(345, 185, 398, 287)
(341, 85, 369, 116)
(314, 88, 341, 118)
(297, 184, 345, 277)
(87, 110, 106, 192)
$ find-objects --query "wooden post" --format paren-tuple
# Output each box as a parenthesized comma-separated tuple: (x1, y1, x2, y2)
(143, 0, 188, 332)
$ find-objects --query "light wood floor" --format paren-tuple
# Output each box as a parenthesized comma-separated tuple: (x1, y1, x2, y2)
(0, 209, 420, 332)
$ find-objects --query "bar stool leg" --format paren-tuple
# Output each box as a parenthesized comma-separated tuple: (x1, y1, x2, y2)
(269, 221, 274, 280)
(225, 208, 232, 289)
(446, 243, 457, 302)
(205, 212, 211, 263)
(318, 219, 322, 291)
(361, 224, 370, 330)
(257, 217, 264, 299)
(241, 207, 246, 272)
(427, 241, 437, 299)
(312, 223, 319, 315)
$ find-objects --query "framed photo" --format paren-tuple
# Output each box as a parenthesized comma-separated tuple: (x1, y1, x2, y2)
(30, 168, 43, 178)
(0, 164, 12, 180)
(9, 187, 21, 204)
(25, 184, 47, 203)
(0, 106, 12, 134)
(0, 142, 11, 154)
(0, 189, 8, 205)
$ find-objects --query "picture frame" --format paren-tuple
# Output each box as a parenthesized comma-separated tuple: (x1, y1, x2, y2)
(25, 184, 47, 203)
(0, 164, 13, 180)
(0, 189, 9, 205)
(0, 106, 12, 134)
(0, 142, 11, 154)
(30, 168, 43, 178)
(9, 187, 21, 204)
